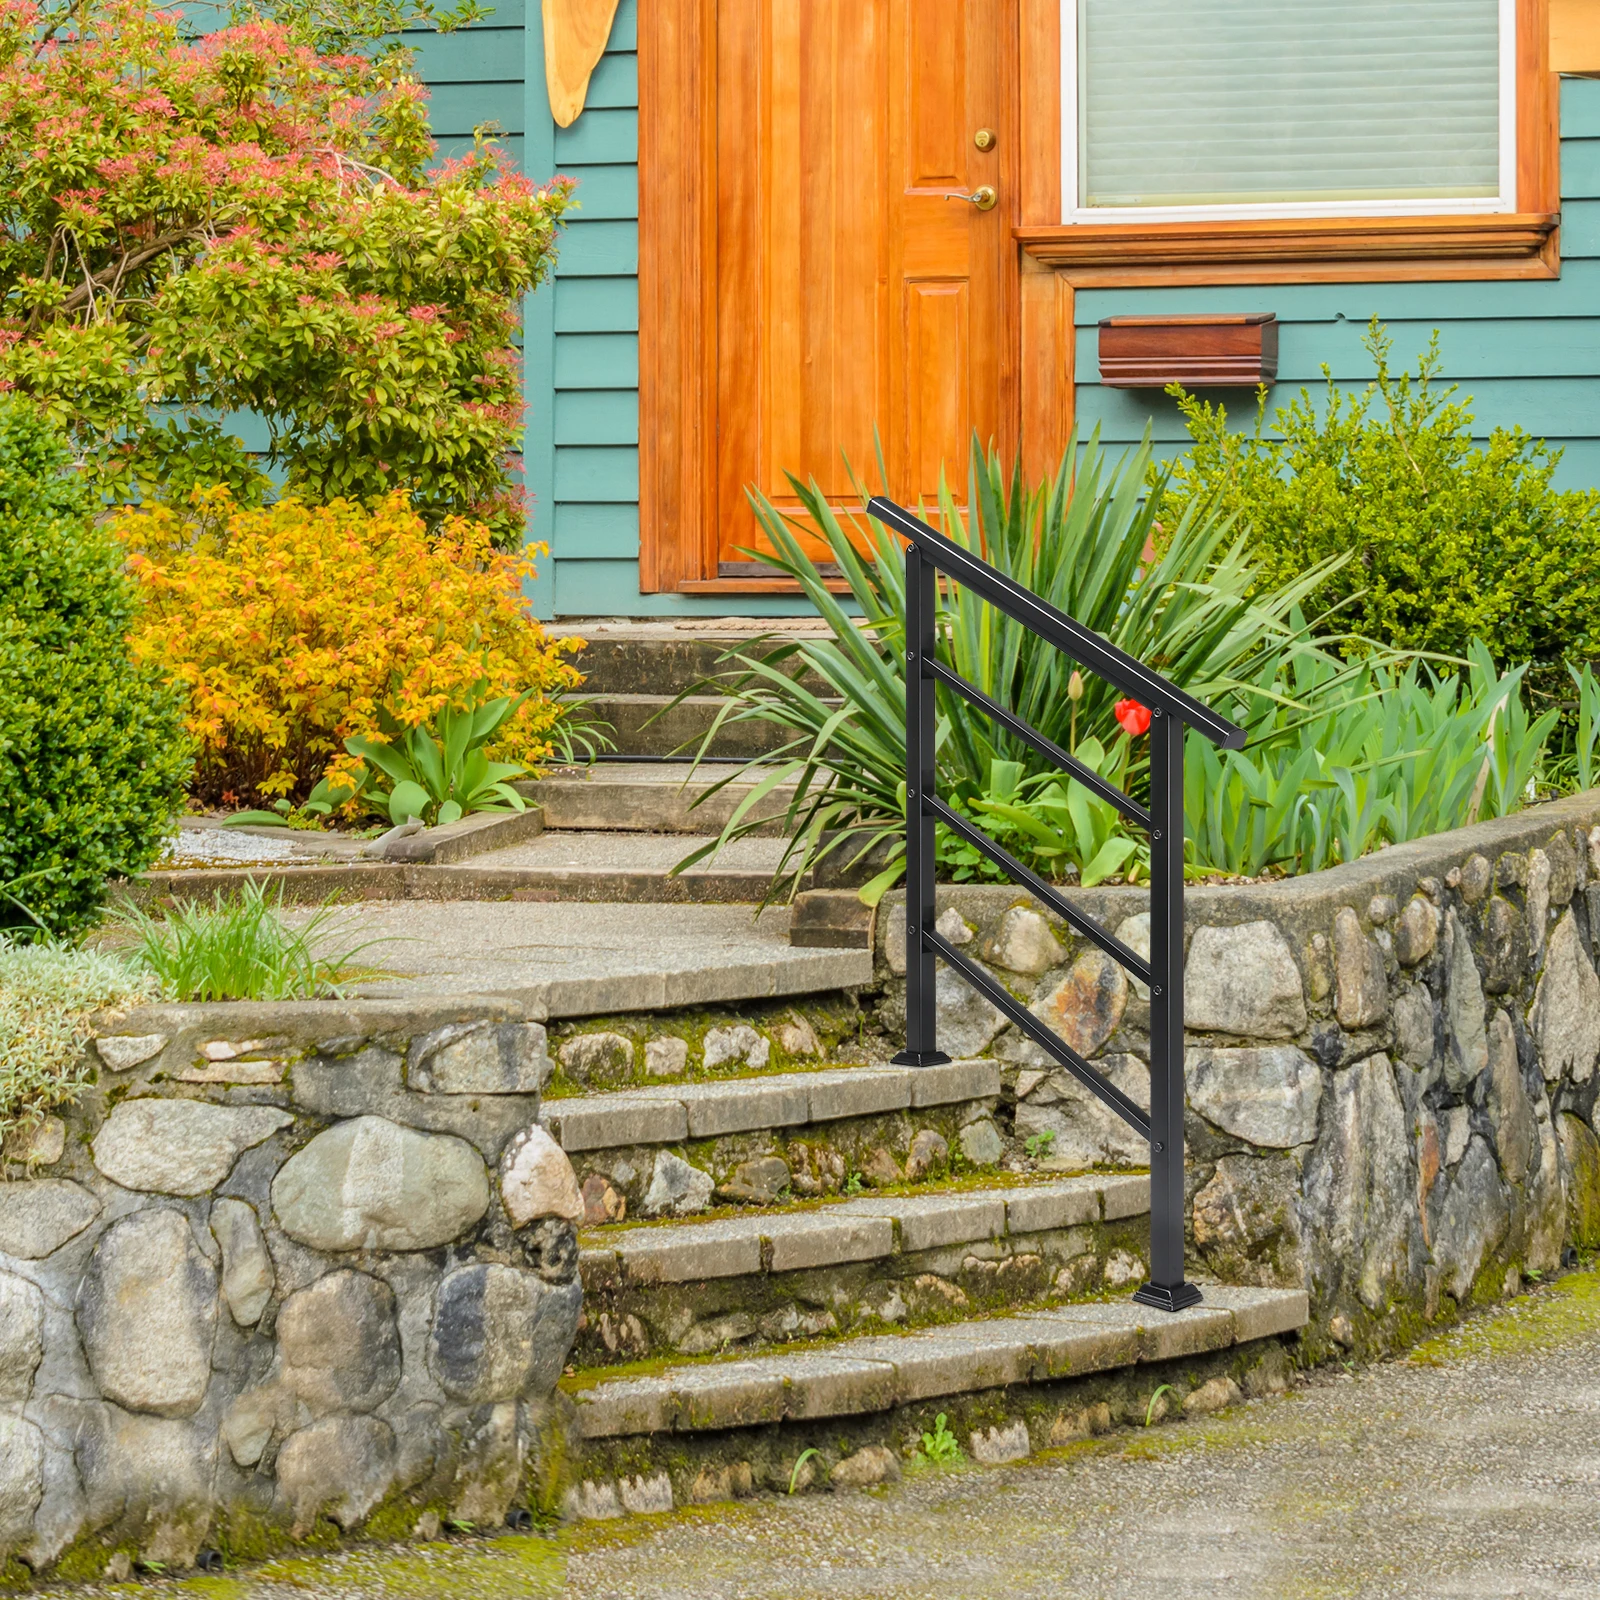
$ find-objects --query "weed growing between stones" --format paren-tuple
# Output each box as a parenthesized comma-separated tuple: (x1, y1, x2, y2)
(788, 1449, 822, 1494)
(1143, 1384, 1175, 1426)
(0, 940, 155, 1145)
(915, 1414, 964, 1466)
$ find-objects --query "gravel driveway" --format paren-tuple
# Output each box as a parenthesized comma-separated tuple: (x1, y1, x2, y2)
(561, 1269, 1600, 1600)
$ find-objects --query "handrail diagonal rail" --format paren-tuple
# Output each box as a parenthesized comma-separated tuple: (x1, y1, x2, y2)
(923, 793, 1153, 986)
(875, 493, 1244, 1315)
(925, 928, 1154, 1138)
(924, 656, 1152, 827)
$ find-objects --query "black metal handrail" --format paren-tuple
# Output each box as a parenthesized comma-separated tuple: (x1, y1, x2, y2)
(868, 494, 1245, 1315)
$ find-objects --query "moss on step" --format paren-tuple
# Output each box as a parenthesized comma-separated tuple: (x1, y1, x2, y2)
(543, 995, 876, 1098)
(575, 1214, 1150, 1367)
(564, 1338, 1296, 1515)
(578, 1164, 1146, 1242)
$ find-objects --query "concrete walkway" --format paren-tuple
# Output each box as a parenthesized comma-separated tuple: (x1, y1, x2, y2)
(88, 1271, 1600, 1600)
(322, 900, 870, 1015)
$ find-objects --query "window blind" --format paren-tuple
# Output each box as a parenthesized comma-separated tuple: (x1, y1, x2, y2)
(1077, 0, 1503, 209)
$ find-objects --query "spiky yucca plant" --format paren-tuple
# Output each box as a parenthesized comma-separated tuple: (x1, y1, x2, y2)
(674, 428, 1351, 903)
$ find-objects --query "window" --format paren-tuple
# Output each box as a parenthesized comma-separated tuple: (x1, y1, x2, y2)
(1066, 0, 1517, 222)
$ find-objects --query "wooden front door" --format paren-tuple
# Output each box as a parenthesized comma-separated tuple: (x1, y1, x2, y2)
(711, 0, 1018, 574)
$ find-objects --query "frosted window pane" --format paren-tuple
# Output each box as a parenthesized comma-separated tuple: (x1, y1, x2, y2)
(1079, 0, 1502, 208)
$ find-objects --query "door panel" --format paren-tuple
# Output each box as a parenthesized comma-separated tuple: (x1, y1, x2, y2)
(904, 280, 970, 497)
(714, 0, 1016, 572)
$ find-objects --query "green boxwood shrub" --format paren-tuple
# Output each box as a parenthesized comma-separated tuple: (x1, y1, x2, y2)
(0, 399, 191, 935)
(1158, 319, 1600, 699)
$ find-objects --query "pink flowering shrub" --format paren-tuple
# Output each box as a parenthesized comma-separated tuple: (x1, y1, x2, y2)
(0, 0, 571, 540)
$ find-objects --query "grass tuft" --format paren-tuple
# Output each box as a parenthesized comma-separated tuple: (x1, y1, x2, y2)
(110, 880, 387, 1002)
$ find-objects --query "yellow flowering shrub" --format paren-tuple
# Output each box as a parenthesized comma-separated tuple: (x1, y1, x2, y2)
(118, 491, 584, 805)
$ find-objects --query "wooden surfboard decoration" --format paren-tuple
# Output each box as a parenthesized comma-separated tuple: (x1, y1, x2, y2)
(542, 0, 622, 128)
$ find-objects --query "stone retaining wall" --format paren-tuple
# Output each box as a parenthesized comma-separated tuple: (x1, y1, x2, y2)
(876, 792, 1600, 1357)
(0, 997, 589, 1580)
(9, 796, 1600, 1574)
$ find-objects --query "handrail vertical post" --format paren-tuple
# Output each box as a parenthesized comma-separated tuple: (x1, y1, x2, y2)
(1134, 707, 1201, 1313)
(893, 542, 951, 1069)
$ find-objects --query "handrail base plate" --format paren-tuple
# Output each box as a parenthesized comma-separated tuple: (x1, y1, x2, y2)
(891, 1049, 954, 1068)
(1132, 1279, 1204, 1314)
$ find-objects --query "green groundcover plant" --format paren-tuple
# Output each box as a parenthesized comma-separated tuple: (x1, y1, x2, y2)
(0, 399, 190, 936)
(0, 938, 156, 1144)
(1157, 319, 1600, 700)
(111, 879, 386, 1001)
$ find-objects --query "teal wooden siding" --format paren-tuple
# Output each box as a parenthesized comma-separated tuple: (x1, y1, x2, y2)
(409, 0, 527, 170)
(515, 0, 811, 617)
(436, 21, 1600, 618)
(1074, 76, 1600, 490)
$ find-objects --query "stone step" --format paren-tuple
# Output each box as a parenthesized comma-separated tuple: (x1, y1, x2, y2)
(570, 623, 832, 699)
(543, 1060, 1010, 1247)
(575, 1173, 1152, 1367)
(543, 1058, 999, 1154)
(321, 900, 870, 1015)
(561, 1285, 1309, 1517)
(435, 827, 796, 903)
(519, 762, 796, 835)
(587, 694, 795, 760)
(141, 828, 799, 907)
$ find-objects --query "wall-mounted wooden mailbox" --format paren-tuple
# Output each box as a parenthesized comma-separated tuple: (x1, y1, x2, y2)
(1097, 313, 1278, 388)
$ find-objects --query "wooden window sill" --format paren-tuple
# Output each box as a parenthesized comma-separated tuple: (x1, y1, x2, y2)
(1015, 213, 1561, 285)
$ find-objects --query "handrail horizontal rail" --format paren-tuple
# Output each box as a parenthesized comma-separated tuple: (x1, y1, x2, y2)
(867, 495, 1247, 752)
(923, 793, 1155, 988)
(925, 929, 1153, 1138)
(924, 656, 1152, 829)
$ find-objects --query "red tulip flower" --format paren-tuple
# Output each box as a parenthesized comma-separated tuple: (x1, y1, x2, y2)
(1114, 698, 1152, 737)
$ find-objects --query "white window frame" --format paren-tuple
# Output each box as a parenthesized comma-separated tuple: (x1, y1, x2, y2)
(1061, 0, 1520, 224)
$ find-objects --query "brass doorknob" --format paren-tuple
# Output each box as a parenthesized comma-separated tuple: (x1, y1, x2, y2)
(944, 186, 998, 211)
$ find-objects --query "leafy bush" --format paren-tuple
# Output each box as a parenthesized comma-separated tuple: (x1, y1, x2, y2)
(679, 430, 1348, 900)
(1188, 643, 1556, 877)
(0, 0, 570, 540)
(1159, 320, 1600, 693)
(112, 881, 384, 1000)
(0, 400, 190, 935)
(118, 491, 585, 806)
(0, 939, 157, 1143)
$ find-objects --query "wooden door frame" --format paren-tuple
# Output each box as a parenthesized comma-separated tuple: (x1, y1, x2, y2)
(641, 2, 1559, 593)
(637, 0, 718, 594)
(637, 1, 1032, 595)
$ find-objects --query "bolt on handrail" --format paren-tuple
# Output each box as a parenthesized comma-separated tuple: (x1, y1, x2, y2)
(868, 494, 1245, 1314)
